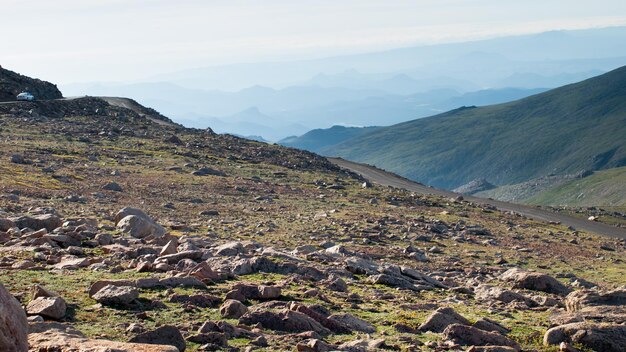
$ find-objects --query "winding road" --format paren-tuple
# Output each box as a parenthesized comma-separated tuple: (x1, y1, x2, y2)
(328, 157, 626, 239)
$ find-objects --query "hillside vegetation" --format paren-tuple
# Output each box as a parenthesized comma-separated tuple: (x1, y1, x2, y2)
(525, 166, 626, 206)
(327, 66, 626, 190)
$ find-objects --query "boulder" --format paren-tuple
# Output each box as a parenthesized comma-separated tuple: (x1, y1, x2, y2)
(0, 282, 28, 352)
(544, 322, 626, 352)
(419, 307, 470, 333)
(192, 167, 226, 176)
(473, 318, 510, 335)
(328, 313, 375, 333)
(160, 239, 178, 256)
(500, 268, 570, 295)
(12, 214, 61, 231)
(215, 241, 244, 256)
(117, 215, 166, 238)
(26, 297, 67, 320)
(220, 299, 248, 319)
(565, 288, 626, 312)
(102, 182, 123, 192)
(288, 302, 351, 334)
(443, 324, 520, 351)
(188, 261, 219, 282)
(474, 285, 535, 306)
(231, 284, 281, 300)
(88, 279, 135, 297)
(239, 309, 331, 335)
(92, 285, 138, 306)
(129, 325, 186, 352)
(0, 218, 15, 231)
(29, 322, 178, 352)
(169, 293, 220, 308)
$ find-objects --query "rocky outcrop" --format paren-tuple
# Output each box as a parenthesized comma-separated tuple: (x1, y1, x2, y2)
(0, 282, 28, 352)
(0, 65, 63, 101)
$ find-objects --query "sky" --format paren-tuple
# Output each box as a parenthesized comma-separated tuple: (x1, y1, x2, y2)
(2, 0, 626, 84)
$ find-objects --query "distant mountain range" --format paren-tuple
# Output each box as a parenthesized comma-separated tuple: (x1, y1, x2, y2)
(290, 66, 626, 200)
(62, 27, 626, 141)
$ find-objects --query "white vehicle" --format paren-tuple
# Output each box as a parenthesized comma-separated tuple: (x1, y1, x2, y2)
(16, 92, 35, 101)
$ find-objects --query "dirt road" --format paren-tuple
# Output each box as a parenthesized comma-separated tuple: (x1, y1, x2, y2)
(329, 157, 626, 239)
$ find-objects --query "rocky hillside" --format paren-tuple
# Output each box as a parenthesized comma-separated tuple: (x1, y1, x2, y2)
(326, 66, 626, 192)
(0, 66, 63, 101)
(0, 74, 625, 351)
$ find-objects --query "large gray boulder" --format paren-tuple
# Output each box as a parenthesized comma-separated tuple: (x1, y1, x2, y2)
(117, 213, 166, 238)
(0, 282, 28, 352)
(114, 207, 167, 238)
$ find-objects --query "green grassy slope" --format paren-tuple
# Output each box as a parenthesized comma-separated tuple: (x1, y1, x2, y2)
(279, 125, 381, 154)
(525, 166, 626, 206)
(327, 66, 626, 190)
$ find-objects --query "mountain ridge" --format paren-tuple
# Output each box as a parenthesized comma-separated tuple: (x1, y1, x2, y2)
(325, 65, 626, 192)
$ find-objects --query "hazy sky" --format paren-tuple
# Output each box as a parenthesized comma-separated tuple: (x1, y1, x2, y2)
(2, 0, 626, 83)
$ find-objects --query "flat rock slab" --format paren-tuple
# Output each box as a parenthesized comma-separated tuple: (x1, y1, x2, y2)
(29, 322, 178, 352)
